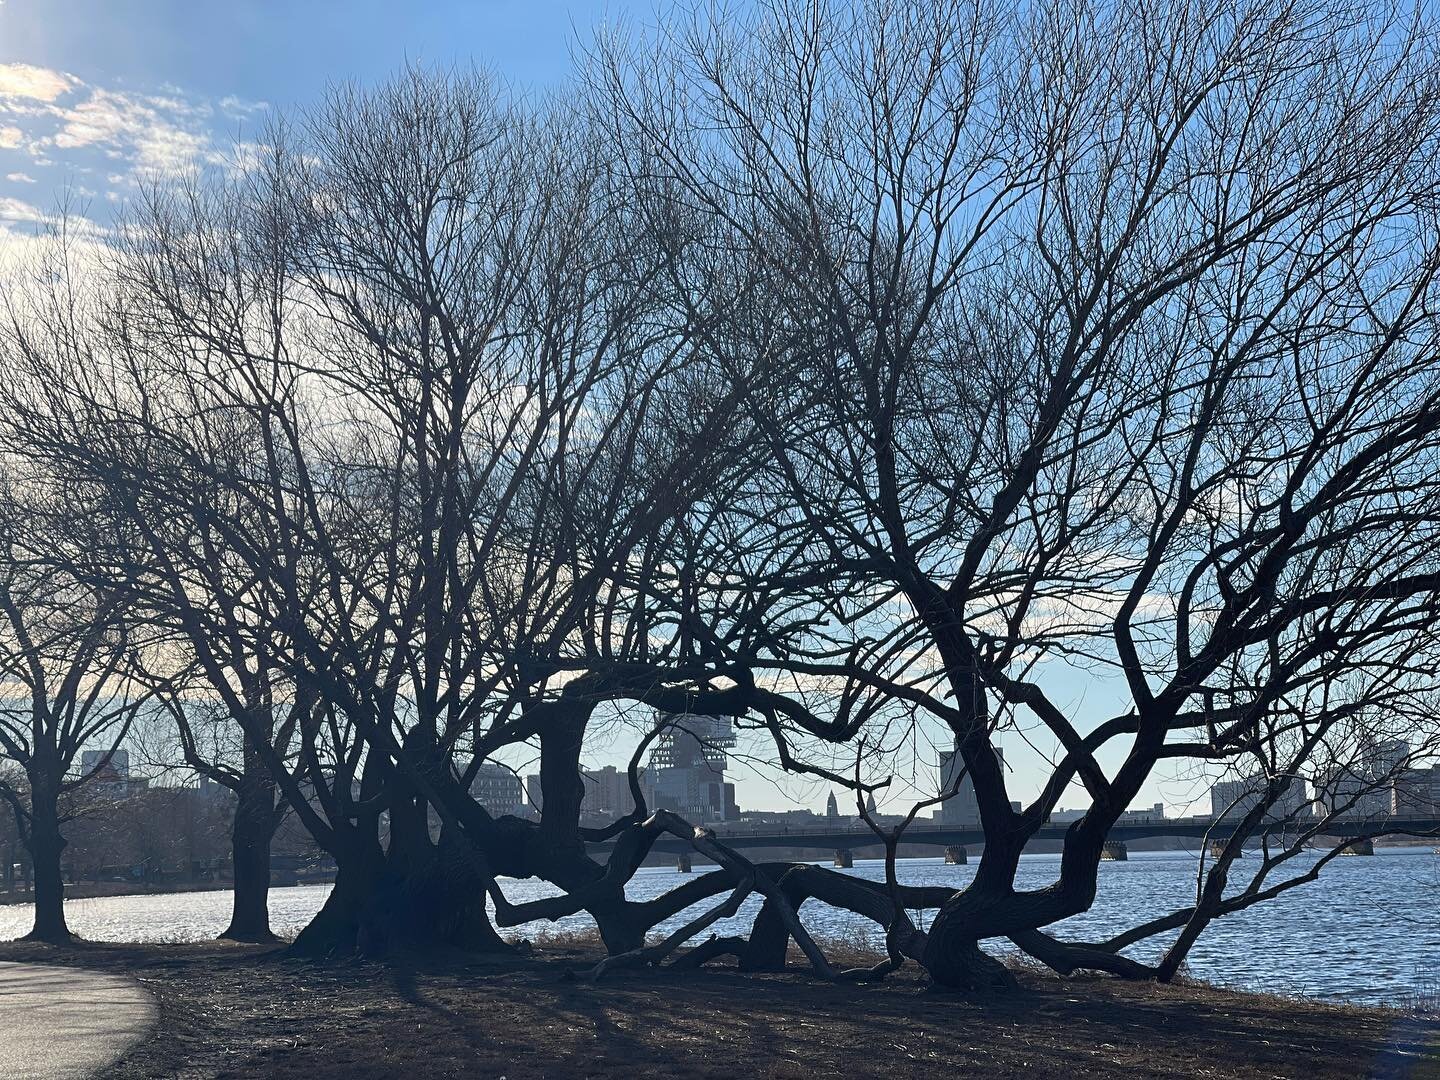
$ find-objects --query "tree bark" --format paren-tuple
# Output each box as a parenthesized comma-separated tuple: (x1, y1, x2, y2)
(23, 774, 70, 944)
(287, 824, 385, 958)
(220, 765, 278, 943)
(921, 892, 1013, 996)
(742, 864, 944, 971)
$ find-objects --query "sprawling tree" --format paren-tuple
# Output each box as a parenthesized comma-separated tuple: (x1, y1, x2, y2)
(4, 0, 1440, 994)
(593, 0, 1440, 986)
(1, 70, 772, 957)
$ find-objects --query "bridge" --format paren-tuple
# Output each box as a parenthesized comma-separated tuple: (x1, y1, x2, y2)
(584, 816, 1440, 857)
(246, 817, 1440, 884)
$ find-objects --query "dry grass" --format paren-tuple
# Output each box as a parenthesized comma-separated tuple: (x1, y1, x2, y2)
(1, 935, 1437, 1079)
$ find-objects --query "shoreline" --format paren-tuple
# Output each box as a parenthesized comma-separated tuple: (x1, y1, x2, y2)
(0, 877, 339, 906)
(0, 937, 1433, 1078)
(0, 881, 249, 906)
(5, 840, 1433, 908)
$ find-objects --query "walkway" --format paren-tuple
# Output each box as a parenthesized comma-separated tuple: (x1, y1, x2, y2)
(0, 961, 155, 1079)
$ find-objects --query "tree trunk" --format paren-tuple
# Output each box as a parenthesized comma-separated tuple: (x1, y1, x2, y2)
(23, 776, 70, 944)
(373, 824, 510, 954)
(287, 824, 385, 958)
(220, 764, 278, 943)
(921, 890, 1017, 991)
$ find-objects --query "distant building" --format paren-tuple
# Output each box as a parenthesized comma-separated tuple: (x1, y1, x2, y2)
(1210, 773, 1306, 822)
(580, 765, 633, 820)
(523, 774, 544, 815)
(825, 791, 839, 824)
(1314, 739, 1413, 819)
(1369, 739, 1412, 780)
(1119, 802, 1166, 823)
(641, 712, 737, 823)
(737, 808, 823, 827)
(1392, 766, 1440, 815)
(81, 748, 128, 780)
(196, 776, 233, 804)
(1314, 766, 1391, 819)
(79, 749, 146, 799)
(470, 762, 525, 816)
(938, 743, 1005, 827)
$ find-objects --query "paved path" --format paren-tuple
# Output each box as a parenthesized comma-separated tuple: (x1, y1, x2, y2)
(0, 961, 155, 1079)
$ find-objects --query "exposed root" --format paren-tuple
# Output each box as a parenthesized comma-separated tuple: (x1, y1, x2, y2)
(670, 934, 751, 970)
(1009, 928, 1156, 981)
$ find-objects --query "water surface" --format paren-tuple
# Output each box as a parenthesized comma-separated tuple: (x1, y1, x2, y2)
(3, 848, 1434, 1005)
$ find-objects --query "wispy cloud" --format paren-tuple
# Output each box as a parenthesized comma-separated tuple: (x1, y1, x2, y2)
(0, 194, 47, 224)
(5, 171, 35, 183)
(0, 63, 76, 103)
(51, 87, 218, 173)
(0, 62, 268, 187)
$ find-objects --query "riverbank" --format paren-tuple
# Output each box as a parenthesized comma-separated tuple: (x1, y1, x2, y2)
(0, 937, 1434, 1078)
(0, 880, 238, 906)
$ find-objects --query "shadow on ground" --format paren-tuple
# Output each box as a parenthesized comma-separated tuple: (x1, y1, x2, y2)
(0, 938, 1435, 1079)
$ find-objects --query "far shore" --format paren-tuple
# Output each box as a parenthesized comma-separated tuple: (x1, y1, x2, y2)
(3, 837, 1435, 909)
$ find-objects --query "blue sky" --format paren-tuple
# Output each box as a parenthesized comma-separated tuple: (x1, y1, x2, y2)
(0, 0, 635, 229)
(0, 0, 1211, 817)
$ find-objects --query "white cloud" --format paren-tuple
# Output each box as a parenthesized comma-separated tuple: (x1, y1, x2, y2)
(0, 64, 261, 225)
(52, 89, 142, 149)
(0, 63, 75, 103)
(47, 87, 227, 175)
(219, 94, 268, 118)
(0, 194, 46, 224)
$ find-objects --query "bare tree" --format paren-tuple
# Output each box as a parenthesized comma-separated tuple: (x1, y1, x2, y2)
(5, 0, 1440, 997)
(147, 669, 307, 943)
(0, 479, 152, 942)
(593, 0, 1440, 986)
(0, 69, 759, 957)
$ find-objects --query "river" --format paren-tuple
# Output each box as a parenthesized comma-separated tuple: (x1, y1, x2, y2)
(2, 848, 1435, 1005)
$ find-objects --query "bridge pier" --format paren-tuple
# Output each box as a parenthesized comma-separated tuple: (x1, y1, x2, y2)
(1207, 840, 1242, 859)
(834, 849, 854, 868)
(944, 845, 968, 865)
(1339, 838, 1375, 856)
(677, 853, 693, 873)
(1100, 840, 1128, 861)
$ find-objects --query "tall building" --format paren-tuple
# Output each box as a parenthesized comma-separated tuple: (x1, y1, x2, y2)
(580, 765, 633, 819)
(1369, 739, 1412, 780)
(81, 748, 128, 780)
(640, 711, 737, 823)
(1209, 773, 1306, 821)
(80, 749, 145, 798)
(1392, 765, 1440, 815)
(470, 762, 525, 816)
(1315, 739, 1411, 819)
(938, 742, 1004, 827)
(825, 790, 839, 824)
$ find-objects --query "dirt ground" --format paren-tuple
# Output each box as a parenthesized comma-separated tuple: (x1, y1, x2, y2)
(0, 937, 1436, 1079)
